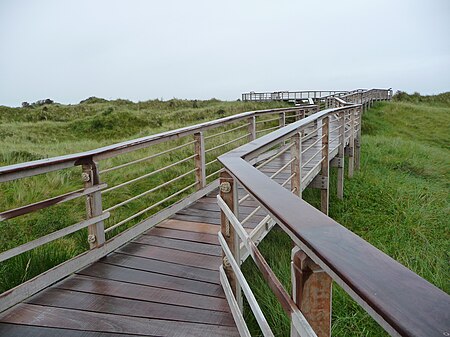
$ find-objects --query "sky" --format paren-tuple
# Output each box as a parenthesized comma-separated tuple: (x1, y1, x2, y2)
(0, 0, 449, 107)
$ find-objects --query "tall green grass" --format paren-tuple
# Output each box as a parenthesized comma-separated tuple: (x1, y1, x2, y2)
(0, 98, 290, 293)
(242, 98, 450, 336)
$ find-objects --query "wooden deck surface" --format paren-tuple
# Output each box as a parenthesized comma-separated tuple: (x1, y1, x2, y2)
(0, 118, 346, 336)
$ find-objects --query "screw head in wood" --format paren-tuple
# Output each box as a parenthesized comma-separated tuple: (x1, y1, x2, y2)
(87, 234, 96, 244)
(220, 182, 231, 193)
(81, 172, 91, 182)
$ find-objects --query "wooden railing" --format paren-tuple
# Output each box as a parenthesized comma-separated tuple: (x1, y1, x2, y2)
(0, 103, 320, 312)
(242, 90, 348, 102)
(217, 89, 449, 337)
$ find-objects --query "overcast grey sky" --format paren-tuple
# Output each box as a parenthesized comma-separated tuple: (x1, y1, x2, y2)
(0, 0, 449, 107)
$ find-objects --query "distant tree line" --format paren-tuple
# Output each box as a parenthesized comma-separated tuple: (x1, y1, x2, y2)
(21, 99, 55, 108)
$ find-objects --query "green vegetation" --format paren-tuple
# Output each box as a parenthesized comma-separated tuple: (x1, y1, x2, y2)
(0, 93, 448, 336)
(243, 94, 450, 336)
(0, 98, 289, 293)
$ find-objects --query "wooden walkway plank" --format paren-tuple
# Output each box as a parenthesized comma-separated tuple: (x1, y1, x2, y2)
(55, 275, 230, 312)
(101, 253, 220, 284)
(26, 288, 236, 326)
(134, 235, 222, 257)
(116, 243, 221, 271)
(143, 227, 219, 245)
(0, 304, 240, 337)
(78, 263, 225, 298)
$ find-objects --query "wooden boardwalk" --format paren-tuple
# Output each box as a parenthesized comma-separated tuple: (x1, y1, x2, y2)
(0, 120, 344, 336)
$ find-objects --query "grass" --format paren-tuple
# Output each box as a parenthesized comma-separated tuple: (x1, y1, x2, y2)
(0, 97, 289, 293)
(242, 95, 450, 336)
(0, 93, 448, 336)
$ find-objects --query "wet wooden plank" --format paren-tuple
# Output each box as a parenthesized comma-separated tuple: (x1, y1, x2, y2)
(102, 252, 220, 284)
(134, 235, 221, 257)
(117, 243, 221, 271)
(56, 275, 229, 312)
(172, 213, 221, 225)
(26, 288, 235, 326)
(0, 323, 134, 337)
(144, 227, 219, 245)
(0, 304, 240, 337)
(78, 263, 224, 297)
(158, 219, 220, 235)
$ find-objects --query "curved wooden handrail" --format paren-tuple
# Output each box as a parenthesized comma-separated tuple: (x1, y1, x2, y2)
(218, 104, 449, 336)
(0, 106, 314, 182)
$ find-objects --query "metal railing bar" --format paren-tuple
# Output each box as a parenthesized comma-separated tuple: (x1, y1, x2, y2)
(205, 133, 250, 154)
(0, 183, 107, 222)
(204, 123, 250, 140)
(218, 232, 275, 337)
(99, 141, 196, 174)
(301, 145, 326, 169)
(104, 168, 198, 212)
(301, 134, 326, 155)
(205, 159, 218, 167)
(105, 180, 198, 233)
(255, 116, 280, 124)
(255, 125, 280, 134)
(205, 168, 225, 180)
(0, 212, 110, 263)
(102, 154, 196, 194)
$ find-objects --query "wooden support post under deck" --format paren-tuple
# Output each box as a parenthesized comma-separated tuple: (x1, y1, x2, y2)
(219, 171, 243, 311)
(321, 117, 329, 215)
(290, 132, 302, 198)
(194, 132, 206, 189)
(248, 116, 256, 141)
(336, 110, 345, 199)
(347, 109, 355, 178)
(82, 161, 105, 249)
(291, 247, 332, 337)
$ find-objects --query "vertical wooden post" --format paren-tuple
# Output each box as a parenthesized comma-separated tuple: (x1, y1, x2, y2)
(348, 109, 355, 178)
(354, 106, 362, 171)
(290, 132, 302, 198)
(82, 160, 105, 249)
(336, 110, 345, 199)
(291, 247, 332, 337)
(219, 171, 242, 310)
(248, 116, 256, 141)
(320, 117, 329, 215)
(194, 132, 206, 190)
(279, 112, 286, 128)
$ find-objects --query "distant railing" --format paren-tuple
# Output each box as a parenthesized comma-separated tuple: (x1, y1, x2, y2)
(242, 90, 348, 102)
(0, 103, 318, 312)
(217, 88, 449, 337)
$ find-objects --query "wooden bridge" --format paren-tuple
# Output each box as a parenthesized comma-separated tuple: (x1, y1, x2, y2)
(0, 89, 448, 336)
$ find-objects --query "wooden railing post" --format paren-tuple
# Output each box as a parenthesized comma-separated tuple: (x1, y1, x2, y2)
(291, 247, 332, 337)
(194, 132, 206, 189)
(290, 132, 302, 198)
(82, 161, 105, 249)
(219, 171, 242, 310)
(336, 110, 345, 199)
(347, 109, 355, 178)
(279, 112, 286, 128)
(248, 116, 256, 141)
(320, 117, 330, 215)
(354, 106, 362, 171)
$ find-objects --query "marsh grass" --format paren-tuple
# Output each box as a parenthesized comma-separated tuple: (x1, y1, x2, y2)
(242, 99, 449, 336)
(0, 98, 290, 292)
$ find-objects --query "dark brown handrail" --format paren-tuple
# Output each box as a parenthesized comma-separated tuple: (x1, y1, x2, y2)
(218, 104, 449, 336)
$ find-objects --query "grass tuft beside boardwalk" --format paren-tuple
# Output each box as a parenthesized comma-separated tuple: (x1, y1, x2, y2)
(242, 98, 449, 336)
